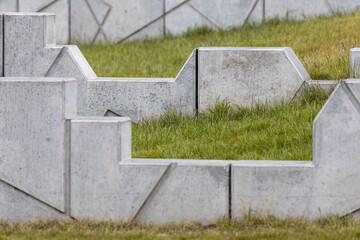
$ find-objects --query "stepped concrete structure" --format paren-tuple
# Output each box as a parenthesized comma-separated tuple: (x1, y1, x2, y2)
(1, 0, 360, 43)
(2, 12, 360, 224)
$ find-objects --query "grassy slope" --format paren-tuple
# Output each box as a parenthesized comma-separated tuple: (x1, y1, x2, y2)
(78, 13, 360, 160)
(1, 217, 360, 239)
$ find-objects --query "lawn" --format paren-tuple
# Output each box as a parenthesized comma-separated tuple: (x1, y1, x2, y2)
(77, 12, 360, 160)
(1, 216, 360, 239)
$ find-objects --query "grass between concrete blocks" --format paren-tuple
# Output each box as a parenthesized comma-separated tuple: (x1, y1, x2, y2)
(77, 12, 360, 160)
(1, 216, 360, 239)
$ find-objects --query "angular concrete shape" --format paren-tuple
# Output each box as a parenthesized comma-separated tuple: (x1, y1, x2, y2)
(0, 14, 3, 77)
(232, 80, 360, 220)
(0, 77, 77, 212)
(190, 0, 262, 28)
(3, 13, 62, 77)
(70, 0, 99, 43)
(131, 159, 230, 225)
(45, 46, 97, 115)
(39, 0, 70, 44)
(87, 0, 112, 24)
(0, 180, 67, 223)
(198, 47, 310, 111)
(86, 51, 195, 120)
(350, 48, 360, 78)
(165, 3, 217, 35)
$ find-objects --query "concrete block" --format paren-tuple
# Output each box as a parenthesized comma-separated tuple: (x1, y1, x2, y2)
(0, 14, 3, 77)
(232, 161, 315, 219)
(0, 180, 67, 223)
(86, 51, 195, 120)
(45, 46, 97, 115)
(198, 47, 310, 111)
(265, 0, 330, 20)
(0, 77, 77, 212)
(126, 18, 164, 42)
(3, 13, 62, 77)
(165, 3, 216, 35)
(350, 48, 360, 78)
(38, 0, 70, 44)
(19, 0, 56, 12)
(87, 78, 176, 120)
(232, 80, 360, 220)
(190, 0, 262, 29)
(130, 159, 230, 225)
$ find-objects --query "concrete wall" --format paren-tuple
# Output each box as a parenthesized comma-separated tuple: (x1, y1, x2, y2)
(1, 0, 360, 43)
(2, 13, 359, 224)
(1, 76, 360, 224)
(1, 12, 331, 121)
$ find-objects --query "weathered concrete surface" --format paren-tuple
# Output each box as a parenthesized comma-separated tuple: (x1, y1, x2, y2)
(0, 180, 67, 223)
(0, 78, 77, 212)
(86, 51, 196, 119)
(232, 80, 360, 220)
(265, 0, 330, 20)
(0, 14, 3, 77)
(45, 46, 97, 115)
(3, 13, 62, 77)
(350, 48, 360, 78)
(198, 47, 310, 111)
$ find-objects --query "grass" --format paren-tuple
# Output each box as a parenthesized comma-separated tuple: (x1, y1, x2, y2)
(79, 12, 360, 80)
(76, 12, 360, 160)
(1, 216, 360, 239)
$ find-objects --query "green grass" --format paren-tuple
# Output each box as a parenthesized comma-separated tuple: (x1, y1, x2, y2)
(76, 12, 360, 160)
(1, 216, 360, 239)
(132, 87, 329, 160)
(79, 12, 360, 80)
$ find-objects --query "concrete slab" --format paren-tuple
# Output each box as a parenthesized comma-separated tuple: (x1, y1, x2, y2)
(197, 47, 310, 111)
(327, 0, 360, 13)
(165, 0, 186, 11)
(3, 13, 62, 77)
(350, 48, 360, 78)
(0, 14, 3, 77)
(0, 77, 77, 212)
(232, 80, 360, 220)
(39, 0, 70, 44)
(0, 180, 67, 223)
(0, 0, 17, 12)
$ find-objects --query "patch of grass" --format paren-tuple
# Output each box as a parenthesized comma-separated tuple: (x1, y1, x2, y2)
(77, 13, 356, 160)
(78, 12, 360, 80)
(132, 87, 330, 160)
(1, 216, 360, 239)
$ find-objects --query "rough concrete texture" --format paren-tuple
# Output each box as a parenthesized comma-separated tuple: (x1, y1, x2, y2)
(3, 13, 62, 77)
(71, 134, 230, 224)
(0, 180, 67, 223)
(0, 14, 3, 77)
(2, 13, 317, 121)
(2, 0, 360, 43)
(350, 48, 360, 78)
(232, 79, 360, 220)
(198, 47, 311, 111)
(0, 78, 77, 212)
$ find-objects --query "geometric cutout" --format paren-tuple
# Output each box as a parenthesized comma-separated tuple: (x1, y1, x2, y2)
(87, 0, 111, 24)
(104, 109, 122, 117)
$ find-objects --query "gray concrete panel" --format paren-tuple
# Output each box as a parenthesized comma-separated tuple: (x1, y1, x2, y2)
(0, 78, 77, 212)
(0, 14, 3, 77)
(198, 47, 309, 111)
(0, 180, 67, 223)
(3, 13, 62, 77)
